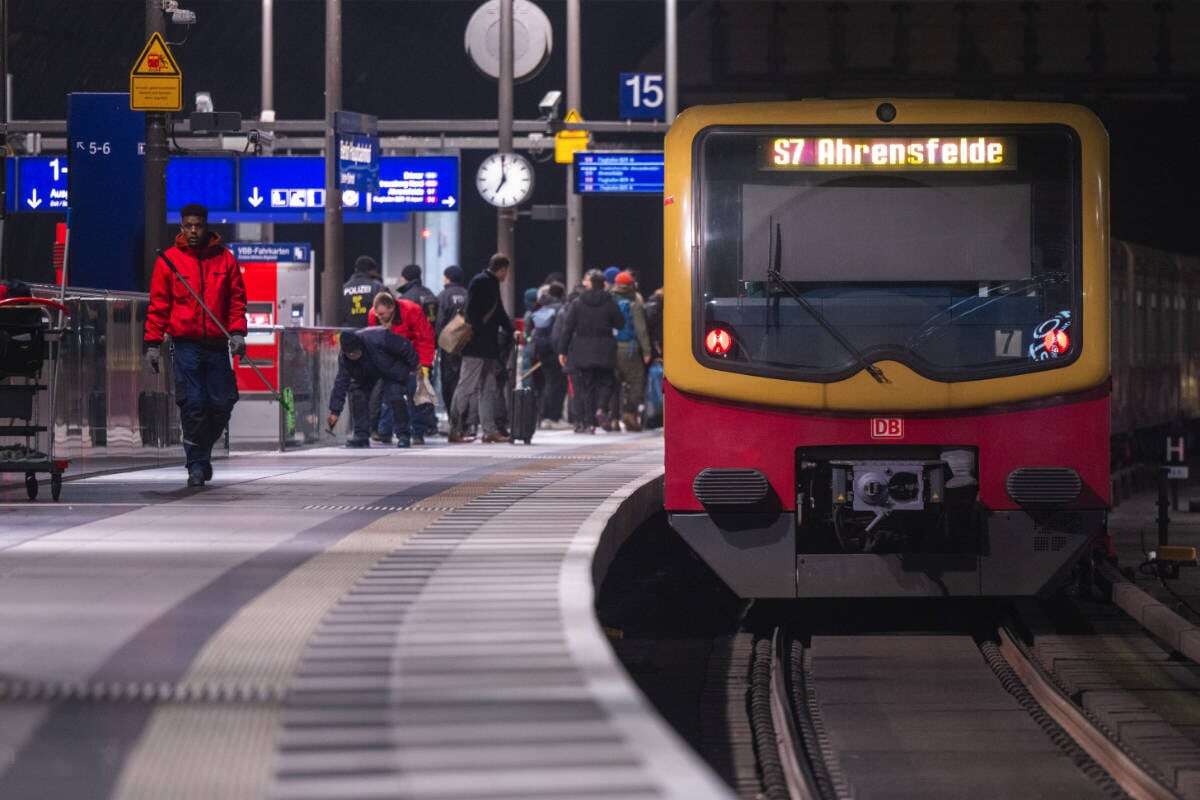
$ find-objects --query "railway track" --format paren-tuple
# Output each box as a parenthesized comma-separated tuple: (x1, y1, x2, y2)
(758, 618, 1188, 800)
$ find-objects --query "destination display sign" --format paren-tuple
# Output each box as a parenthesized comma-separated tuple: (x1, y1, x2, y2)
(760, 136, 1016, 171)
(373, 155, 460, 212)
(575, 151, 664, 194)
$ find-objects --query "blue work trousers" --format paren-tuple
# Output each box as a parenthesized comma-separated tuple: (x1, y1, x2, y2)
(172, 340, 239, 468)
(378, 374, 435, 437)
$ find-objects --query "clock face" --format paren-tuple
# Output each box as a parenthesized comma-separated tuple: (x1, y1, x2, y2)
(476, 152, 534, 208)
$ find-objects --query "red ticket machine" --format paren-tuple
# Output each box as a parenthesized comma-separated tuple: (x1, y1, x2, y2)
(231, 243, 314, 394)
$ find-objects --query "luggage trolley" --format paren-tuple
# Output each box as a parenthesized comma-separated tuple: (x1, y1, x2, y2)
(0, 297, 71, 501)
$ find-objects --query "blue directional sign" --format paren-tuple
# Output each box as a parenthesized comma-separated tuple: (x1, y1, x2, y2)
(68, 93, 145, 291)
(232, 243, 312, 263)
(372, 156, 460, 213)
(619, 72, 666, 121)
(239, 155, 457, 221)
(6, 152, 458, 222)
(337, 133, 380, 204)
(575, 151, 664, 194)
(167, 156, 236, 215)
(239, 156, 325, 221)
(6, 156, 71, 213)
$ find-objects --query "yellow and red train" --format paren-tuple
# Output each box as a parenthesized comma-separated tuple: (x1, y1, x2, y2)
(663, 99, 1114, 597)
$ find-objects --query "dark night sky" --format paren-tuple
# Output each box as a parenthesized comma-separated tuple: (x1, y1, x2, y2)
(3, 0, 1197, 299)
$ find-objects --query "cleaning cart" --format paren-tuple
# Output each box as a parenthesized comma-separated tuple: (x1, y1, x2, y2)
(0, 297, 71, 500)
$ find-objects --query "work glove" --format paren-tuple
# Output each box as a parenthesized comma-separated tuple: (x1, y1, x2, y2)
(229, 334, 247, 357)
(145, 345, 160, 374)
(421, 366, 431, 379)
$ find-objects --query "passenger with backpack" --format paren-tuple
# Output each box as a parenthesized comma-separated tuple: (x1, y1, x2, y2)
(610, 271, 652, 431)
(531, 282, 567, 426)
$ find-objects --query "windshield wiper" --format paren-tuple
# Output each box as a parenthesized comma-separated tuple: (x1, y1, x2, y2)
(765, 222, 889, 384)
(904, 271, 1069, 351)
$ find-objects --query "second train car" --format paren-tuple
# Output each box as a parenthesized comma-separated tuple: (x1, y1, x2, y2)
(664, 99, 1109, 597)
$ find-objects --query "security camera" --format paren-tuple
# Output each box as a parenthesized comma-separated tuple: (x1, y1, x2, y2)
(538, 90, 563, 121)
(163, 1, 196, 25)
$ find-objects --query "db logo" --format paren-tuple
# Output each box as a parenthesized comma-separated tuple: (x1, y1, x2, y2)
(871, 418, 904, 439)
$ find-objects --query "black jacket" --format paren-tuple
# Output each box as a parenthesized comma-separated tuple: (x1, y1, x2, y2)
(461, 269, 512, 359)
(340, 271, 386, 327)
(329, 327, 419, 413)
(557, 287, 624, 370)
(400, 280, 439, 326)
(435, 283, 468, 338)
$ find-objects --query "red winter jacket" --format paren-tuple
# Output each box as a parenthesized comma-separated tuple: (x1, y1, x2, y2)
(367, 298, 435, 367)
(145, 232, 247, 345)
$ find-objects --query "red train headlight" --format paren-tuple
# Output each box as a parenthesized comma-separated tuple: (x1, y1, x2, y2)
(1043, 329, 1069, 355)
(705, 327, 734, 357)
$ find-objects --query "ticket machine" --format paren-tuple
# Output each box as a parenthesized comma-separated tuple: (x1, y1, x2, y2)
(231, 242, 314, 394)
(228, 243, 314, 448)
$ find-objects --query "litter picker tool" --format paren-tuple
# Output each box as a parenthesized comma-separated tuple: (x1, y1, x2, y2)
(156, 249, 283, 402)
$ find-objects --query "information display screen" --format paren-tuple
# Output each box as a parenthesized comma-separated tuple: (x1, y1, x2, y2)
(575, 151, 664, 193)
(759, 136, 1016, 171)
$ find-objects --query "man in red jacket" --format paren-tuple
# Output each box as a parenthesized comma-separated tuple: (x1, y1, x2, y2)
(368, 291, 435, 444)
(144, 204, 248, 487)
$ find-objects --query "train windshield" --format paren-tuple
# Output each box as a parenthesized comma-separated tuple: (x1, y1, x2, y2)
(697, 126, 1081, 382)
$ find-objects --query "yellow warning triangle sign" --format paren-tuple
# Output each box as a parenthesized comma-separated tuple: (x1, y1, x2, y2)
(563, 108, 584, 124)
(130, 32, 181, 77)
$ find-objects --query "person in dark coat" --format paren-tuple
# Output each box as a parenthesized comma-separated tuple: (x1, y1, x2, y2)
(398, 264, 439, 328)
(327, 328, 419, 448)
(340, 256, 386, 327)
(450, 254, 513, 443)
(435, 265, 468, 415)
(557, 269, 624, 434)
(531, 282, 567, 425)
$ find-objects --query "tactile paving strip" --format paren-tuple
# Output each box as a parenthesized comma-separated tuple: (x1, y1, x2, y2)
(271, 454, 670, 800)
(109, 461, 559, 800)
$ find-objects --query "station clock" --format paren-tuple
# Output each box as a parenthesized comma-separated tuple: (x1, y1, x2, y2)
(476, 152, 534, 208)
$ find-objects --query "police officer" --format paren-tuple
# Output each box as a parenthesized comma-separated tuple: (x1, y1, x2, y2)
(340, 256, 386, 327)
(144, 204, 248, 487)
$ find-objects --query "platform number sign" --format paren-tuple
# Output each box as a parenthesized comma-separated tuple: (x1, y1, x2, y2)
(619, 72, 666, 121)
(1166, 436, 1188, 480)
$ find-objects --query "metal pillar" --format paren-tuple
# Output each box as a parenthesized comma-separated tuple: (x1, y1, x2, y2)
(666, 0, 678, 121)
(260, 0, 275, 242)
(565, 0, 582, 289)
(497, 0, 515, 313)
(322, 0, 343, 325)
(261, 0, 274, 122)
(143, 0, 169, 291)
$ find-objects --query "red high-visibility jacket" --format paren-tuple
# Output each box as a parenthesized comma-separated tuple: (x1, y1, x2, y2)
(145, 232, 247, 345)
(367, 298, 435, 368)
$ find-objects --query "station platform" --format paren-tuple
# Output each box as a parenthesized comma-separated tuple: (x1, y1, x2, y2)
(0, 432, 731, 800)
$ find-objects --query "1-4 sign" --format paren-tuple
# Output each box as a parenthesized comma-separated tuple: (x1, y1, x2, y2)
(619, 72, 665, 121)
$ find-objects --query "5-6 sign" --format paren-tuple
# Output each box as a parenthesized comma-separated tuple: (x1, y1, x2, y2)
(619, 72, 665, 121)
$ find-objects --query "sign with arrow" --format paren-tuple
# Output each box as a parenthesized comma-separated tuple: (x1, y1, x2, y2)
(129, 32, 183, 112)
(11, 157, 70, 212)
(238, 155, 458, 220)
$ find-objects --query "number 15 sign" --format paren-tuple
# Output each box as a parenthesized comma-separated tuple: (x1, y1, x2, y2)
(619, 72, 665, 121)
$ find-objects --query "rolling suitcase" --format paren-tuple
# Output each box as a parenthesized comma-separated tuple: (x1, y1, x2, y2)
(510, 342, 538, 444)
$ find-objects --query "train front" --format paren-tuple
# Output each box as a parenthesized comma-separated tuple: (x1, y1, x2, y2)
(663, 100, 1110, 598)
